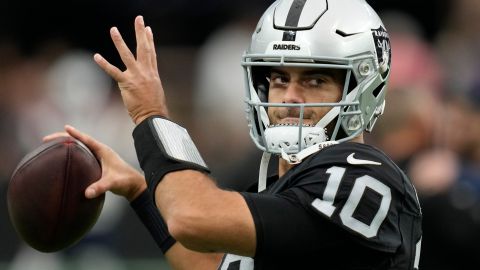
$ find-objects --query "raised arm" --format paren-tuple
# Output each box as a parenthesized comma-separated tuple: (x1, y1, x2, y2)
(90, 15, 257, 265)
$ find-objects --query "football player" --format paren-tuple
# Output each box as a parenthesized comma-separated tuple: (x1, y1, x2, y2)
(45, 0, 422, 269)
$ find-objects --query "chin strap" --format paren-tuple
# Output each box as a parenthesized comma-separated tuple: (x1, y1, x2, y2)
(257, 141, 338, 193)
(281, 141, 339, 164)
(258, 152, 271, 192)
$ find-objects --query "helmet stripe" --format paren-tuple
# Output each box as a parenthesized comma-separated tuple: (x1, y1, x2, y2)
(282, 0, 308, 41)
(284, 0, 308, 27)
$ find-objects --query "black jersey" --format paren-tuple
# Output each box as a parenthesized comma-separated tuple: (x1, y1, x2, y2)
(218, 142, 422, 270)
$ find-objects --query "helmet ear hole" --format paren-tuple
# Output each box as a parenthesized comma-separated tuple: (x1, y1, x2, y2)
(346, 71, 358, 94)
(257, 85, 268, 103)
(372, 82, 385, 98)
(328, 116, 349, 141)
(252, 66, 271, 102)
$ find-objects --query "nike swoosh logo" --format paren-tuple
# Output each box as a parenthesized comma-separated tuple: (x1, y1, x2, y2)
(336, 30, 362, 37)
(347, 153, 382, 166)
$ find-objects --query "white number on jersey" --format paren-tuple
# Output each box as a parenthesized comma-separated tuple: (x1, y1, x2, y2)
(311, 166, 391, 238)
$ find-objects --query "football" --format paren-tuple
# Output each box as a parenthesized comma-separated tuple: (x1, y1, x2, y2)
(7, 136, 105, 252)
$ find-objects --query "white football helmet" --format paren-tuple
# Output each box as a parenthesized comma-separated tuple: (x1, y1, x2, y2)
(242, 0, 391, 159)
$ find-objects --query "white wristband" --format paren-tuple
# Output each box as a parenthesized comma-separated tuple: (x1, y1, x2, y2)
(150, 117, 207, 168)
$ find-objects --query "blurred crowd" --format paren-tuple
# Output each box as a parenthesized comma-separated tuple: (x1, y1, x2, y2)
(1, 0, 479, 269)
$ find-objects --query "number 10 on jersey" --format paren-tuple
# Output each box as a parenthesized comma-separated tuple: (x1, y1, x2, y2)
(311, 166, 391, 238)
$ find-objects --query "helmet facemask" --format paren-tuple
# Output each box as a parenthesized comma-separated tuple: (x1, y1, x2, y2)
(242, 54, 388, 160)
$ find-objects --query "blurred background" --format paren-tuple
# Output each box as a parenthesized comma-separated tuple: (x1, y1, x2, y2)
(1, 0, 479, 269)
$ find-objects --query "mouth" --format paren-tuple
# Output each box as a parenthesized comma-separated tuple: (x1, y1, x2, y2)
(269, 118, 316, 128)
(268, 123, 316, 127)
(275, 117, 315, 126)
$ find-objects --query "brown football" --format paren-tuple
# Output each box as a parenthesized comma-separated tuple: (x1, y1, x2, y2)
(7, 136, 104, 252)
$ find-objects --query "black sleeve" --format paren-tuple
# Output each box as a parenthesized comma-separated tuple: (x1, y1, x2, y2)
(241, 190, 394, 269)
(243, 190, 357, 251)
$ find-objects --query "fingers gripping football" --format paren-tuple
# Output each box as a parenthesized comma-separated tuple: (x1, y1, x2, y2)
(57, 125, 147, 202)
(94, 15, 169, 124)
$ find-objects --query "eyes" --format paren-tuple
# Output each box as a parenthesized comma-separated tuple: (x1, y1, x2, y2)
(267, 72, 329, 89)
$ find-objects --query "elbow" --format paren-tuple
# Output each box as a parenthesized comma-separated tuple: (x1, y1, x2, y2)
(167, 210, 213, 252)
(167, 213, 193, 242)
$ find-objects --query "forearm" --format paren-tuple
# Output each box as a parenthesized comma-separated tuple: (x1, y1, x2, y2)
(155, 170, 224, 246)
(155, 170, 256, 255)
(132, 116, 256, 255)
(155, 171, 219, 223)
(129, 180, 224, 270)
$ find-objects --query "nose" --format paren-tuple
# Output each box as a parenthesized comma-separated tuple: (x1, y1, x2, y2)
(283, 83, 305, 103)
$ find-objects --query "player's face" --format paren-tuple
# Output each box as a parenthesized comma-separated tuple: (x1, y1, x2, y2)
(267, 67, 344, 126)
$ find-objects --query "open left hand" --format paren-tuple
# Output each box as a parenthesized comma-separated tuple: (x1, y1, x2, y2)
(93, 15, 169, 124)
